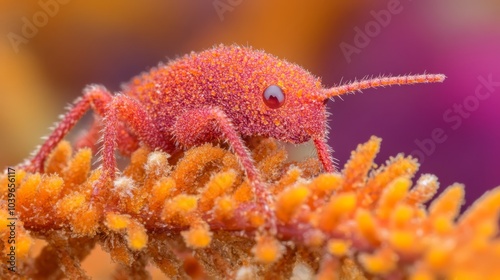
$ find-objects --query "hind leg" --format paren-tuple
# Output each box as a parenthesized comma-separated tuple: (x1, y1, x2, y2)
(23, 85, 140, 172)
(94, 95, 173, 198)
(23, 85, 113, 172)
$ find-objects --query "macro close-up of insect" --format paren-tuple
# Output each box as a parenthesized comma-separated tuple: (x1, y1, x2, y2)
(1, 1, 499, 279)
(20, 45, 445, 228)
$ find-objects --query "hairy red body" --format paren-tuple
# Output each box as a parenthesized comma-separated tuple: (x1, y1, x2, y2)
(125, 45, 326, 145)
(20, 45, 445, 230)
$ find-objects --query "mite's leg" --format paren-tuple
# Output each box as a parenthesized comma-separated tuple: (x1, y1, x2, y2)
(75, 117, 139, 156)
(313, 138, 336, 172)
(172, 107, 276, 230)
(97, 95, 172, 195)
(75, 117, 102, 154)
(22, 85, 113, 172)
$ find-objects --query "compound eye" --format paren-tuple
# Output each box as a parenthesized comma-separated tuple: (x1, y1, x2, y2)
(263, 85, 285, 109)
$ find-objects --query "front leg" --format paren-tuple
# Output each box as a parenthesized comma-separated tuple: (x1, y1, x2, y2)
(172, 107, 276, 230)
(313, 138, 336, 172)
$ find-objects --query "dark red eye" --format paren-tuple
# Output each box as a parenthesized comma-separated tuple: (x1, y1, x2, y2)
(263, 85, 285, 109)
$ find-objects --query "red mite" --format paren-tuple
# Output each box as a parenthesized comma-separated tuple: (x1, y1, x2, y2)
(21, 44, 445, 229)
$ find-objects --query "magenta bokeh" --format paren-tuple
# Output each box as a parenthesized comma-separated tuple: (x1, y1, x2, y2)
(322, 1, 500, 207)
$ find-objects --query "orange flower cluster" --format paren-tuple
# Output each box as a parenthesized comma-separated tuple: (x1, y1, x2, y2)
(1, 137, 499, 279)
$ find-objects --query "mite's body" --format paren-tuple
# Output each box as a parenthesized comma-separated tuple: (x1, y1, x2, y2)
(124, 46, 326, 148)
(22, 45, 445, 229)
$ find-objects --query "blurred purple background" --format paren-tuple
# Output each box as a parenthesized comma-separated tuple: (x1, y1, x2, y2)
(325, 0, 500, 208)
(1, 0, 499, 210)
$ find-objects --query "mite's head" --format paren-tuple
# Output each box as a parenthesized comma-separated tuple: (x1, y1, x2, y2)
(251, 61, 327, 144)
(204, 45, 329, 144)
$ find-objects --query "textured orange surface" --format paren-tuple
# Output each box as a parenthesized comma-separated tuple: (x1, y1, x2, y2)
(1, 137, 499, 279)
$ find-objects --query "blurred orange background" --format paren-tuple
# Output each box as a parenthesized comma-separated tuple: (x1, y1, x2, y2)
(0, 0, 499, 251)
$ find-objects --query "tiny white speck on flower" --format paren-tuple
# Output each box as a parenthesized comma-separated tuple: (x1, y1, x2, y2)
(420, 174, 438, 186)
(144, 151, 171, 176)
(113, 176, 136, 197)
(290, 262, 314, 280)
(235, 266, 256, 280)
